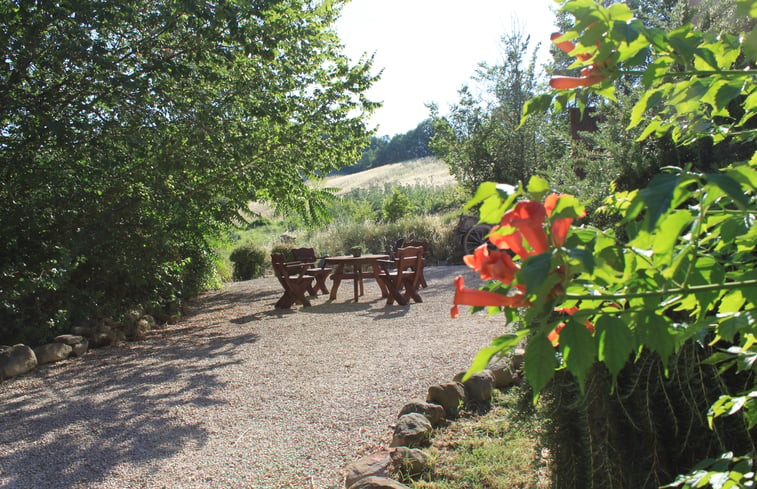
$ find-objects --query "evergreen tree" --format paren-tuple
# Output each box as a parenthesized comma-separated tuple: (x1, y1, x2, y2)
(430, 30, 547, 190)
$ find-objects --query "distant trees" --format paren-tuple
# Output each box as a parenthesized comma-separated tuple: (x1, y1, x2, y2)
(0, 0, 377, 343)
(344, 119, 434, 174)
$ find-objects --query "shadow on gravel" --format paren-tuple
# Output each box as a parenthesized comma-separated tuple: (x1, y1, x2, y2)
(304, 300, 374, 314)
(0, 329, 258, 489)
(230, 313, 263, 324)
(187, 287, 278, 315)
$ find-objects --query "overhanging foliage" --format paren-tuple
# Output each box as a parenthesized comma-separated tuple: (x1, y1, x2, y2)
(0, 0, 378, 343)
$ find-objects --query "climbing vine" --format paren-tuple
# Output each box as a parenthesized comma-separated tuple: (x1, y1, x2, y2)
(454, 1, 757, 486)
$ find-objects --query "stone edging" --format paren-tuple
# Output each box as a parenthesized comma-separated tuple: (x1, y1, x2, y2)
(0, 302, 182, 381)
(342, 350, 525, 489)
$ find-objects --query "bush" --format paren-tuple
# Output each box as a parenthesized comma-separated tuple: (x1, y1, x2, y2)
(382, 188, 412, 222)
(270, 243, 295, 262)
(229, 243, 267, 281)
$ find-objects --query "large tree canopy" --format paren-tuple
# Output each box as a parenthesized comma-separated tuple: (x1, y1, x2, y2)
(0, 0, 378, 343)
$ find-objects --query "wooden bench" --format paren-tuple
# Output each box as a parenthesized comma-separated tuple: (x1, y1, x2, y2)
(291, 247, 333, 296)
(377, 246, 424, 306)
(271, 253, 315, 309)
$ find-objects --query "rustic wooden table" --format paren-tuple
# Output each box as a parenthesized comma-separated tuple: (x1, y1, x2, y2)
(323, 254, 390, 302)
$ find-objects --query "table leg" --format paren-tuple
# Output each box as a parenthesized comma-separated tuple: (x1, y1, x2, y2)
(353, 264, 361, 301)
(329, 264, 344, 300)
(370, 263, 389, 297)
(359, 264, 365, 296)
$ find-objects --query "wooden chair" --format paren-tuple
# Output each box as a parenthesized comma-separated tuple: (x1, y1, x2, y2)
(291, 247, 333, 295)
(401, 240, 429, 288)
(271, 253, 315, 309)
(377, 246, 424, 306)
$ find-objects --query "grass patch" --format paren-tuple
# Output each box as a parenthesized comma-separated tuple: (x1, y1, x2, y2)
(412, 386, 549, 489)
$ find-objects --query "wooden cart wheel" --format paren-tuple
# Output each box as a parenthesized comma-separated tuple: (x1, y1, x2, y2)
(463, 224, 492, 255)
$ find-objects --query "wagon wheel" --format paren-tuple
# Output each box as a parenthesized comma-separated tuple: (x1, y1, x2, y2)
(463, 224, 493, 255)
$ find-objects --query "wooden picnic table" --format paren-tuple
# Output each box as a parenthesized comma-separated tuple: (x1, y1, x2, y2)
(323, 254, 390, 302)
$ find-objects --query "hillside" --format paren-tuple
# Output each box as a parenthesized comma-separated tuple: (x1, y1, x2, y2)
(324, 157, 454, 195)
(248, 157, 455, 217)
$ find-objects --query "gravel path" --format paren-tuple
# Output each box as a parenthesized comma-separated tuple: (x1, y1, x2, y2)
(0, 266, 502, 489)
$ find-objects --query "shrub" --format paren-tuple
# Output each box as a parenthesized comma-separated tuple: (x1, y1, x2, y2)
(270, 243, 295, 262)
(229, 243, 267, 281)
(382, 188, 412, 222)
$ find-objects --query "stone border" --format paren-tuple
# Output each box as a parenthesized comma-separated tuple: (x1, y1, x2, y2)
(1, 301, 183, 382)
(343, 349, 525, 489)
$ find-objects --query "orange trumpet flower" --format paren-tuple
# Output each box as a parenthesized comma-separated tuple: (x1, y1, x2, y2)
(544, 193, 586, 246)
(490, 201, 549, 259)
(463, 245, 520, 285)
(549, 74, 605, 89)
(550, 32, 607, 89)
(450, 276, 528, 318)
(550, 32, 592, 61)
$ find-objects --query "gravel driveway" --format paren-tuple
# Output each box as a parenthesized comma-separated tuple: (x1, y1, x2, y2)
(0, 266, 503, 489)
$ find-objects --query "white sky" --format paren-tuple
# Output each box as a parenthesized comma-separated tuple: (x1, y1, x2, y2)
(335, 0, 560, 137)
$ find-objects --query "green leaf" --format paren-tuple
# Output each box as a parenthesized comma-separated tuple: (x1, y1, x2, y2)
(607, 3, 633, 21)
(663, 243, 694, 280)
(715, 79, 745, 111)
(706, 173, 750, 210)
(524, 333, 559, 398)
(521, 94, 554, 126)
(567, 246, 596, 275)
(708, 395, 750, 426)
(526, 175, 550, 201)
(628, 228, 655, 250)
(466, 331, 530, 380)
(550, 194, 586, 220)
(716, 314, 750, 342)
(694, 46, 721, 71)
(636, 118, 666, 141)
(596, 315, 634, 382)
(559, 318, 597, 389)
(634, 312, 676, 366)
(653, 209, 693, 259)
(737, 0, 757, 17)
(593, 82, 617, 101)
(479, 194, 510, 224)
(611, 19, 637, 44)
(465, 182, 499, 210)
(718, 217, 748, 243)
(667, 26, 702, 63)
(641, 60, 672, 88)
(726, 163, 757, 190)
(719, 290, 747, 315)
(744, 395, 757, 429)
(701, 80, 734, 114)
(744, 25, 757, 62)
(684, 259, 727, 317)
(517, 252, 554, 295)
(627, 173, 680, 230)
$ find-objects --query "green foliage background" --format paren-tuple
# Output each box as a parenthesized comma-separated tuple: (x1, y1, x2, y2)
(0, 0, 377, 344)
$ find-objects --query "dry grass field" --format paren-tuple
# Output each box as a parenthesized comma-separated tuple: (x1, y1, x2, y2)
(249, 157, 454, 217)
(323, 156, 454, 195)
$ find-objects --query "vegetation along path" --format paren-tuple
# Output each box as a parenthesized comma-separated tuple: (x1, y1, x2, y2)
(0, 266, 500, 489)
